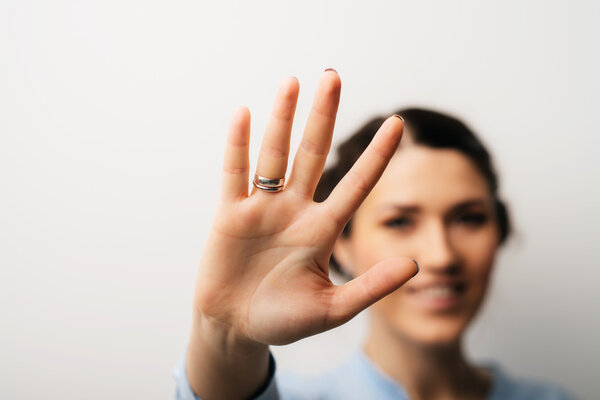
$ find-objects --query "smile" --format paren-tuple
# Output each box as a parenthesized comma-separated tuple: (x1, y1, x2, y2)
(406, 282, 466, 311)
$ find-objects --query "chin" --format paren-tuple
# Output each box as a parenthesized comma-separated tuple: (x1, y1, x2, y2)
(398, 313, 472, 347)
(371, 289, 486, 348)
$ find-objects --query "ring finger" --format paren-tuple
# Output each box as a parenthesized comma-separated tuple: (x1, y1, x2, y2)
(253, 76, 300, 192)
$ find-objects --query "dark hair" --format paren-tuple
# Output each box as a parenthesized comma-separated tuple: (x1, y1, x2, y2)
(314, 107, 511, 275)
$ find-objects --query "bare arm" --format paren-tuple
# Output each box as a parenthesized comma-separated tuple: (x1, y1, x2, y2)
(186, 312, 270, 399)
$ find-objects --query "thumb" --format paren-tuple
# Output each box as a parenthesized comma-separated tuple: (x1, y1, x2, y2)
(326, 257, 419, 328)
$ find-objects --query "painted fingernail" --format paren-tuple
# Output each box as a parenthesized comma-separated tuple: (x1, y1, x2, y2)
(412, 259, 419, 277)
(393, 114, 404, 123)
(324, 67, 338, 74)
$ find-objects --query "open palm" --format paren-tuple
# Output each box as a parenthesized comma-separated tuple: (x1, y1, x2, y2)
(193, 71, 417, 347)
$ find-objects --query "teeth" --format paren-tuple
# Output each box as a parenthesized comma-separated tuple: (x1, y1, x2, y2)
(421, 286, 456, 299)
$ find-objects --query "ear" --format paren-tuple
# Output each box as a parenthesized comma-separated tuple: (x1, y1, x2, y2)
(333, 236, 355, 277)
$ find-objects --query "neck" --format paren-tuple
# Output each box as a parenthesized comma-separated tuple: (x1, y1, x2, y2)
(363, 315, 490, 400)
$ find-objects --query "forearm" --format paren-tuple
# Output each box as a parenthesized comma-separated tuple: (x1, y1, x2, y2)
(186, 312, 270, 400)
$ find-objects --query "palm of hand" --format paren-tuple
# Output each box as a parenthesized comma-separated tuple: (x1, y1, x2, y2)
(193, 71, 416, 347)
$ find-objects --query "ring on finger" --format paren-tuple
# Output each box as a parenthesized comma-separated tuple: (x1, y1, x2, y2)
(253, 174, 285, 192)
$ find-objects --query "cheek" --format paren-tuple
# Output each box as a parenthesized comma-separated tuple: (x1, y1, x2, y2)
(349, 231, 408, 274)
(454, 226, 500, 314)
(371, 228, 499, 343)
(456, 227, 499, 280)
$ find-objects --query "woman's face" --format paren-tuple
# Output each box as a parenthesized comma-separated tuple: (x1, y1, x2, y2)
(334, 144, 501, 345)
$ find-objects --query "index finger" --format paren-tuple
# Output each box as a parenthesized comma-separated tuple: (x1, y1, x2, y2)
(322, 115, 404, 224)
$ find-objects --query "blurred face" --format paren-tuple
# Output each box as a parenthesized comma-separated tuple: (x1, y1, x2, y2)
(334, 144, 501, 345)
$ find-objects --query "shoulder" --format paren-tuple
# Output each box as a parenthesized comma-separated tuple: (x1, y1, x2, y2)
(486, 362, 578, 400)
(271, 356, 577, 400)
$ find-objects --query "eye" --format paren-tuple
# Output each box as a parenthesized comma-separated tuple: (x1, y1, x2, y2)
(455, 213, 487, 226)
(384, 216, 413, 229)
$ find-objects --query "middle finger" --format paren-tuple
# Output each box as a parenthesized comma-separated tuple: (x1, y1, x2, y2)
(287, 69, 341, 197)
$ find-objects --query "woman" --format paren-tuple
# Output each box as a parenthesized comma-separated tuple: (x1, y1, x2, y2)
(173, 70, 574, 399)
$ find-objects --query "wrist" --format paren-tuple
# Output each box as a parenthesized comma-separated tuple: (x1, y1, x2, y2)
(187, 312, 271, 400)
(191, 308, 267, 358)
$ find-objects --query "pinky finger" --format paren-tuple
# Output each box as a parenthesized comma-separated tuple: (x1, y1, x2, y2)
(220, 107, 251, 201)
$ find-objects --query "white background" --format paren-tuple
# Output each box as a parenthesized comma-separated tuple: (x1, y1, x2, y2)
(1, 1, 599, 399)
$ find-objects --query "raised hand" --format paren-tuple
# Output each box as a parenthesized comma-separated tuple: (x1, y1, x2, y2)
(186, 71, 417, 400)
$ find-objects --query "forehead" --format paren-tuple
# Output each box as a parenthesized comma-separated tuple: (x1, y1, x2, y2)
(362, 145, 491, 210)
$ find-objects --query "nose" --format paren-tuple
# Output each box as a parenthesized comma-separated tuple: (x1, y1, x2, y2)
(418, 220, 459, 274)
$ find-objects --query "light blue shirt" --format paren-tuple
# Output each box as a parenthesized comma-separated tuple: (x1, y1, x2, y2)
(173, 349, 576, 400)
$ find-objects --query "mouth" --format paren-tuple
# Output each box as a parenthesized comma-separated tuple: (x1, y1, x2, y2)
(405, 282, 466, 311)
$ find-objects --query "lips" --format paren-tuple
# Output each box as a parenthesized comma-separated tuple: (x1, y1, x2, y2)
(405, 281, 466, 311)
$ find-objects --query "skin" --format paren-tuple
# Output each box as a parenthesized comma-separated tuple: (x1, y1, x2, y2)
(187, 72, 417, 400)
(186, 71, 500, 400)
(335, 144, 501, 399)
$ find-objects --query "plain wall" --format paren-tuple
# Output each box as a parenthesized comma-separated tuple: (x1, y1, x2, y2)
(1, 1, 598, 399)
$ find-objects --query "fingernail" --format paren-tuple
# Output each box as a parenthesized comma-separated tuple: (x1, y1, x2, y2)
(324, 67, 338, 74)
(393, 114, 404, 123)
(412, 259, 419, 277)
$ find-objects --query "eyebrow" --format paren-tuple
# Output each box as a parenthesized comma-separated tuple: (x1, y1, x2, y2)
(379, 198, 490, 214)
(452, 199, 490, 212)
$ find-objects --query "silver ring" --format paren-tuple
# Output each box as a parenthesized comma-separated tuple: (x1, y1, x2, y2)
(253, 174, 285, 192)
